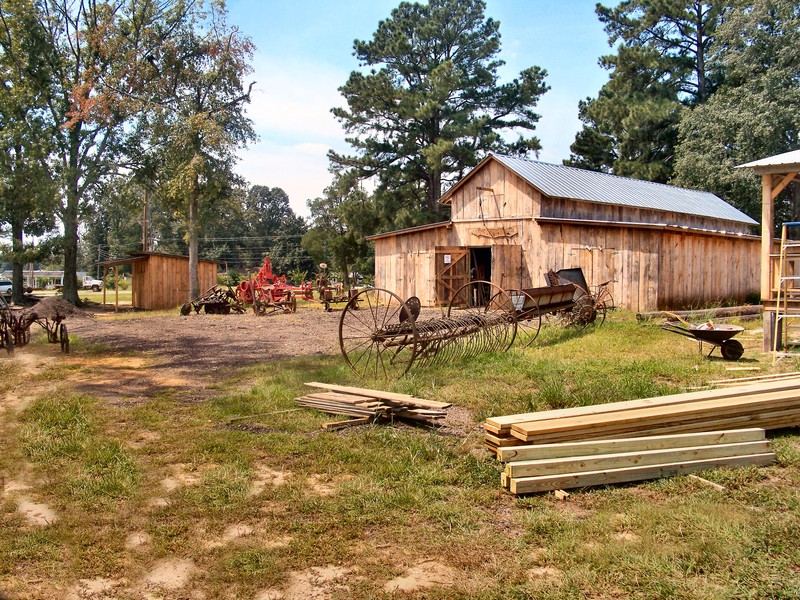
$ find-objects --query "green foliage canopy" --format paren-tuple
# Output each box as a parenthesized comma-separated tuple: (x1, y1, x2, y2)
(330, 0, 548, 225)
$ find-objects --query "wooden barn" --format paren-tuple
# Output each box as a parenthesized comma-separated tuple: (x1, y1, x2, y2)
(99, 251, 218, 310)
(368, 154, 760, 312)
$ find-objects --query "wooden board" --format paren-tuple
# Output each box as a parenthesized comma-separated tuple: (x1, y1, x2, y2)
(304, 382, 451, 409)
(509, 453, 775, 494)
(485, 376, 800, 434)
(506, 441, 772, 478)
(510, 388, 800, 441)
(497, 429, 766, 462)
(509, 406, 800, 445)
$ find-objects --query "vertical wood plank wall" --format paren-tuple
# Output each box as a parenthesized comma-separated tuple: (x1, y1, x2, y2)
(372, 161, 759, 312)
(131, 255, 217, 310)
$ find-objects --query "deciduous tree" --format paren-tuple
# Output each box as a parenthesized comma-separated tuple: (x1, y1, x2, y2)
(672, 0, 800, 224)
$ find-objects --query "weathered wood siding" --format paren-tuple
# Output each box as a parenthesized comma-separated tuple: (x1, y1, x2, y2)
(371, 160, 760, 312)
(131, 255, 217, 310)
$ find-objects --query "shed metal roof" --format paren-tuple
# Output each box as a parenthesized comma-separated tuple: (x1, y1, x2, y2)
(737, 149, 800, 171)
(480, 154, 757, 226)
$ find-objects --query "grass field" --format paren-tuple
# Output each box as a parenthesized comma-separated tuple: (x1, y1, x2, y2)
(2, 311, 799, 598)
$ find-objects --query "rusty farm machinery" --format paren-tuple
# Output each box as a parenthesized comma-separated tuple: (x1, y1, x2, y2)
(1, 295, 70, 354)
(339, 272, 610, 378)
(234, 257, 358, 315)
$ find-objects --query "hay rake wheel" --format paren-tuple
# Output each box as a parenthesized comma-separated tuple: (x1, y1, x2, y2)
(444, 281, 517, 357)
(508, 289, 542, 347)
(339, 288, 419, 379)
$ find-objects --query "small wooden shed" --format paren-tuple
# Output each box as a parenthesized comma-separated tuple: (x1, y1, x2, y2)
(99, 251, 218, 310)
(369, 154, 760, 312)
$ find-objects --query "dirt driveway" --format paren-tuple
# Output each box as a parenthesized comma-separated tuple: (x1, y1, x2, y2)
(58, 305, 346, 401)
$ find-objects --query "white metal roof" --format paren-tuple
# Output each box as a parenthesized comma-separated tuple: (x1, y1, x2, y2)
(490, 154, 758, 225)
(737, 149, 800, 170)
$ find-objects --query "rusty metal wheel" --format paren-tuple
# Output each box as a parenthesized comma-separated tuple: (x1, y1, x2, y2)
(1, 327, 12, 354)
(59, 323, 69, 353)
(339, 288, 418, 379)
(509, 289, 542, 347)
(447, 281, 517, 350)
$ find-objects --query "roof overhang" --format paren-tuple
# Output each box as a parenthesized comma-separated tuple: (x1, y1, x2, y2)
(536, 217, 759, 240)
(736, 149, 800, 175)
(366, 220, 452, 241)
(98, 251, 220, 267)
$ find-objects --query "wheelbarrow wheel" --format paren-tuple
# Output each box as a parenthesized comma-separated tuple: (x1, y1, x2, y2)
(720, 339, 744, 361)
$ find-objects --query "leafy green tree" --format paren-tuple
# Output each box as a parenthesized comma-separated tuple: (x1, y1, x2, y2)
(567, 1, 724, 181)
(28, 0, 196, 303)
(241, 186, 313, 275)
(0, 0, 58, 302)
(303, 173, 379, 287)
(330, 0, 548, 223)
(672, 0, 800, 224)
(141, 1, 256, 299)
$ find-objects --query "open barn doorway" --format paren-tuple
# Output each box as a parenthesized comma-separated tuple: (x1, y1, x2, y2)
(470, 247, 492, 283)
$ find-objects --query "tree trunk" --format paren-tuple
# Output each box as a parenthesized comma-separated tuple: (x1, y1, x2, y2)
(62, 194, 80, 304)
(61, 128, 81, 305)
(428, 168, 442, 214)
(188, 187, 200, 300)
(11, 221, 25, 304)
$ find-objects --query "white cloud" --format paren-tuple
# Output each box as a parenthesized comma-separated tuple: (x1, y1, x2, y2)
(236, 56, 353, 217)
(236, 142, 335, 217)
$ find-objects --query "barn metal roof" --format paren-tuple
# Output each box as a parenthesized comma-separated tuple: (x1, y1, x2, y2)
(489, 154, 758, 225)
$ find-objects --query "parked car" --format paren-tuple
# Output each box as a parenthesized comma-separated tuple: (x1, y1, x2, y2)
(0, 279, 12, 297)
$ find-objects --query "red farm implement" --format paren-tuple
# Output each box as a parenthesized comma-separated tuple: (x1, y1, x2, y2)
(236, 257, 313, 315)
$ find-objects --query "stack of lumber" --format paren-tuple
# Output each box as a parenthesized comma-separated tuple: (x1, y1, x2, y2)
(498, 429, 774, 495)
(295, 382, 451, 428)
(484, 376, 800, 453)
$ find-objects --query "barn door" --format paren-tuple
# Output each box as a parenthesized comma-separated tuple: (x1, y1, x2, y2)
(492, 244, 524, 290)
(435, 247, 469, 306)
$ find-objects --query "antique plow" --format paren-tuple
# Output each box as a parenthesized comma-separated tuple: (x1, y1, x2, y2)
(1, 296, 69, 354)
(181, 285, 245, 315)
(339, 282, 517, 378)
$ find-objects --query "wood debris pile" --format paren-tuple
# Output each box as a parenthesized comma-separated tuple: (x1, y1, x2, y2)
(484, 376, 800, 494)
(295, 382, 451, 429)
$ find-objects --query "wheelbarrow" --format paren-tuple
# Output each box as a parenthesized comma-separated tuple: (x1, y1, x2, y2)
(661, 322, 745, 361)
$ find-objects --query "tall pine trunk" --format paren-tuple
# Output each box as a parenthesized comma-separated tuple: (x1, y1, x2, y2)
(61, 127, 81, 305)
(188, 186, 200, 300)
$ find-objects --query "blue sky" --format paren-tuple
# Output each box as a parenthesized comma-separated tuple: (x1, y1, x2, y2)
(225, 0, 615, 216)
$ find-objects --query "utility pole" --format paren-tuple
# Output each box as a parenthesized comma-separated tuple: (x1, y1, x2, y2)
(142, 187, 149, 252)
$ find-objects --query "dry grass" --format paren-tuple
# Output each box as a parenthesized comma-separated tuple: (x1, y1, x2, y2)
(1, 312, 799, 599)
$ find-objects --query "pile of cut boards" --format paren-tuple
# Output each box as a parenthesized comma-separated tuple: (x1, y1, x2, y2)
(485, 375, 800, 494)
(295, 382, 451, 429)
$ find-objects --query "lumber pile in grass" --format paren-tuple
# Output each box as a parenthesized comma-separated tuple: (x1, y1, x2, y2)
(295, 382, 451, 428)
(484, 376, 800, 453)
(497, 429, 774, 495)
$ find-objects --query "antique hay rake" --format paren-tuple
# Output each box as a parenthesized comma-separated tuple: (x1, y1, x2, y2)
(339, 281, 517, 378)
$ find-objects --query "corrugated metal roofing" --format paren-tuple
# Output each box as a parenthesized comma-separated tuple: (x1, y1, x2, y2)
(491, 154, 758, 225)
(737, 149, 800, 169)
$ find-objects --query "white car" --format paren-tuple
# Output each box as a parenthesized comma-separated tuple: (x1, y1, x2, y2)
(0, 279, 11, 297)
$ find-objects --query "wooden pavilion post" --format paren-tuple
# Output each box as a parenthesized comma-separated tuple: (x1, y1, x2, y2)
(761, 174, 775, 351)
